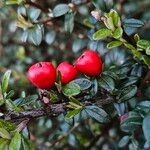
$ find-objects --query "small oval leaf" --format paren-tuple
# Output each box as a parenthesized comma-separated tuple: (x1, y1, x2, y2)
(53, 4, 70, 17)
(93, 28, 112, 40)
(62, 82, 81, 97)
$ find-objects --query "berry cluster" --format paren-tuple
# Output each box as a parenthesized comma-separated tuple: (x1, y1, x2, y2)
(27, 50, 103, 90)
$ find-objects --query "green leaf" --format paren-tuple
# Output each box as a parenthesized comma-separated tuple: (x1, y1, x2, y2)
(65, 109, 82, 119)
(50, 90, 58, 103)
(109, 9, 121, 27)
(134, 34, 140, 42)
(0, 128, 11, 139)
(142, 55, 150, 67)
(144, 141, 150, 149)
(0, 138, 9, 150)
(5, 99, 20, 112)
(64, 12, 75, 33)
(137, 40, 150, 49)
(0, 119, 15, 131)
(17, 6, 26, 16)
(93, 28, 112, 40)
(53, 4, 70, 17)
(69, 97, 82, 106)
(29, 25, 43, 46)
(5, 0, 23, 5)
(123, 18, 144, 28)
(92, 0, 113, 12)
(71, 78, 92, 90)
(113, 27, 123, 39)
(21, 30, 28, 42)
(85, 105, 110, 123)
(107, 41, 122, 49)
(62, 82, 81, 97)
(137, 101, 150, 113)
(146, 47, 150, 55)
(83, 19, 94, 28)
(137, 40, 150, 55)
(118, 136, 130, 148)
(143, 115, 150, 142)
(98, 75, 115, 91)
(6, 90, 14, 99)
(103, 71, 119, 80)
(1, 70, 11, 95)
(124, 43, 142, 59)
(9, 132, 21, 150)
(121, 111, 142, 132)
(120, 76, 139, 88)
(103, 14, 115, 30)
(17, 14, 33, 29)
(14, 94, 38, 106)
(21, 137, 31, 150)
(117, 85, 137, 103)
(28, 8, 41, 22)
(0, 99, 4, 106)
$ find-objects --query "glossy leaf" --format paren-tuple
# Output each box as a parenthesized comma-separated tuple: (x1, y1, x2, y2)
(5, 0, 23, 5)
(85, 105, 110, 123)
(113, 27, 123, 39)
(0, 119, 15, 131)
(14, 94, 38, 106)
(62, 82, 81, 97)
(9, 132, 21, 150)
(118, 136, 130, 148)
(93, 28, 112, 40)
(0, 128, 11, 139)
(117, 85, 137, 103)
(29, 25, 43, 45)
(109, 9, 121, 27)
(123, 18, 144, 28)
(107, 41, 122, 49)
(64, 12, 75, 33)
(28, 8, 41, 22)
(137, 101, 150, 113)
(0, 138, 9, 150)
(65, 109, 82, 119)
(21, 137, 31, 150)
(1, 70, 11, 95)
(53, 4, 70, 17)
(121, 111, 142, 132)
(98, 74, 115, 91)
(72, 78, 92, 90)
(143, 115, 150, 142)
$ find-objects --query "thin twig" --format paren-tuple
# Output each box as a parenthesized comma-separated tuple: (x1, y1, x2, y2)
(1, 98, 114, 122)
(25, 0, 49, 13)
(49, 123, 80, 147)
(16, 118, 30, 132)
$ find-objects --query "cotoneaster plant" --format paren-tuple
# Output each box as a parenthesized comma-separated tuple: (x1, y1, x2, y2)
(1, 1, 150, 149)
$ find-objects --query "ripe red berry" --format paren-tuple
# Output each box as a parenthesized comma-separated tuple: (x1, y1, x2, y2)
(57, 62, 78, 84)
(74, 50, 102, 76)
(27, 62, 56, 89)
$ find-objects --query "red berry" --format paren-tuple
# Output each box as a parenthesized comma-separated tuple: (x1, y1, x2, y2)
(74, 50, 102, 76)
(57, 62, 78, 84)
(27, 62, 56, 89)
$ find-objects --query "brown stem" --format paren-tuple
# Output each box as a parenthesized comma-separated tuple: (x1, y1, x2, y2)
(16, 118, 30, 132)
(2, 98, 114, 122)
(49, 123, 80, 147)
(25, 0, 49, 13)
(3, 103, 66, 122)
